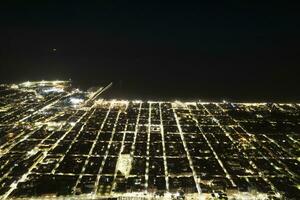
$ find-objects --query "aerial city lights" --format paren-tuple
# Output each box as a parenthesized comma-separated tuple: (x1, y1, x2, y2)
(0, 81, 299, 199)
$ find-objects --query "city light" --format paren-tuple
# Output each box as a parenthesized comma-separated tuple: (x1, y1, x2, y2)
(69, 97, 84, 105)
(42, 87, 64, 93)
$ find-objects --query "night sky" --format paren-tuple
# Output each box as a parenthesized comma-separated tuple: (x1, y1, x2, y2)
(0, 1, 299, 101)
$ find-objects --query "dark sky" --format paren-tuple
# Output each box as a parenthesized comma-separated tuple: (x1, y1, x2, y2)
(0, 1, 299, 101)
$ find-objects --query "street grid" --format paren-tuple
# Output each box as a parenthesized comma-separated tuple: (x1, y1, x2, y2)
(0, 81, 299, 199)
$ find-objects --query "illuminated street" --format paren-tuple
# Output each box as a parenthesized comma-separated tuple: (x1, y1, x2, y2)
(0, 81, 299, 199)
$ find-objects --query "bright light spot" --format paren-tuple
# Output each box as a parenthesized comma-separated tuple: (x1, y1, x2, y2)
(36, 94, 44, 99)
(70, 97, 84, 105)
(70, 122, 76, 126)
(274, 166, 281, 170)
(275, 192, 282, 198)
(95, 99, 103, 105)
(10, 181, 18, 189)
(43, 121, 64, 131)
(21, 81, 32, 87)
(43, 87, 64, 93)
(10, 84, 19, 89)
(133, 100, 142, 103)
(74, 88, 82, 93)
(116, 154, 133, 178)
(52, 80, 63, 85)
(27, 148, 39, 156)
(39, 80, 46, 86)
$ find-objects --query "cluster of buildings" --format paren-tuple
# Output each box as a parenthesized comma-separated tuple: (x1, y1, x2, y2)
(0, 81, 299, 199)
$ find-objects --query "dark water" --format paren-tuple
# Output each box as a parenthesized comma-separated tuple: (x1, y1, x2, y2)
(1, 70, 299, 103)
(0, 1, 300, 102)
